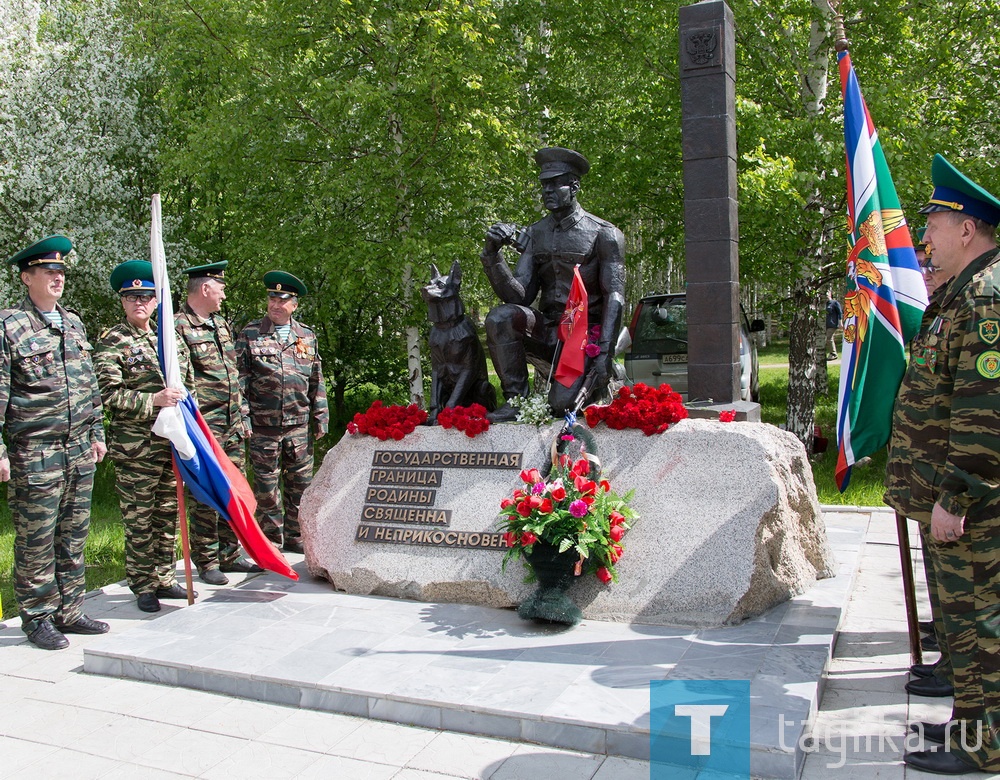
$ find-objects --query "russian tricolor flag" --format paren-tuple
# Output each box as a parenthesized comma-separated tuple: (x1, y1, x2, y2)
(149, 195, 297, 580)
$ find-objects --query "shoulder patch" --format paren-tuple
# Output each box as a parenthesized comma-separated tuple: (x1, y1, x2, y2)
(976, 350, 1000, 379)
(978, 318, 999, 346)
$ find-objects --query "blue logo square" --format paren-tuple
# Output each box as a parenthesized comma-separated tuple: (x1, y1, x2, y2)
(650, 679, 751, 780)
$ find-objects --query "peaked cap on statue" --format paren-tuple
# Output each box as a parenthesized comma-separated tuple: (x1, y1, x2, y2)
(535, 147, 590, 180)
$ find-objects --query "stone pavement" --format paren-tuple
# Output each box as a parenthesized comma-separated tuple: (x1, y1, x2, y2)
(0, 507, 983, 779)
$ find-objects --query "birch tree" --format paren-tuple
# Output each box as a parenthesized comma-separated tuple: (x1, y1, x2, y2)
(0, 0, 157, 327)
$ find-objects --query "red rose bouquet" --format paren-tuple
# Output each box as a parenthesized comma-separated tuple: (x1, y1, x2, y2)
(346, 400, 428, 440)
(583, 382, 687, 436)
(437, 404, 491, 438)
(497, 453, 636, 584)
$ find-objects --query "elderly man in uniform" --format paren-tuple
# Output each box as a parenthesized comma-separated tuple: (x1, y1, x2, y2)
(95, 261, 191, 613)
(236, 271, 328, 554)
(903, 226, 957, 698)
(0, 235, 109, 650)
(175, 260, 261, 585)
(885, 155, 1000, 775)
(480, 147, 626, 421)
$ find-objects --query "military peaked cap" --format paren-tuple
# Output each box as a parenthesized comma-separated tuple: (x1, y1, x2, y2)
(919, 154, 1000, 226)
(183, 261, 228, 280)
(264, 270, 307, 298)
(9, 234, 73, 272)
(535, 147, 590, 180)
(110, 260, 156, 295)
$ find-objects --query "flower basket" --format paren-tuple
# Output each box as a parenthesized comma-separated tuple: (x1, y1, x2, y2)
(496, 427, 637, 626)
(517, 541, 583, 625)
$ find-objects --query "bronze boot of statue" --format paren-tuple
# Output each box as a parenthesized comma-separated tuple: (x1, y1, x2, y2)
(487, 340, 530, 422)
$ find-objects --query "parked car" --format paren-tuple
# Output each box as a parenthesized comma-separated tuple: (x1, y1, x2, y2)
(623, 292, 765, 402)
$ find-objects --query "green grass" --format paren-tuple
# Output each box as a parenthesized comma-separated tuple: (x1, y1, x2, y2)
(2, 360, 886, 620)
(757, 339, 790, 366)
(758, 363, 888, 507)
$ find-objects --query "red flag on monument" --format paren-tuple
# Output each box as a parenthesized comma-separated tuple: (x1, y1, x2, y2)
(554, 265, 588, 388)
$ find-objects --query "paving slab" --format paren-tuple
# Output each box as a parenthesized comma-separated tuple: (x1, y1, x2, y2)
(77, 511, 866, 779)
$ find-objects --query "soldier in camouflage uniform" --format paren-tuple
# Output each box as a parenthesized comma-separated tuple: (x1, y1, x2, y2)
(236, 271, 328, 553)
(887, 155, 1000, 775)
(910, 226, 955, 682)
(0, 235, 110, 650)
(95, 261, 191, 613)
(903, 247, 956, 698)
(175, 261, 261, 586)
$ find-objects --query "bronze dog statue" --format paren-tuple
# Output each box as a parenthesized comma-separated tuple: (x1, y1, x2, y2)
(421, 261, 497, 423)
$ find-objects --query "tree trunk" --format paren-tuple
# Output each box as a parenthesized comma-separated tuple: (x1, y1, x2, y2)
(786, 279, 817, 453)
(388, 97, 425, 409)
(334, 377, 346, 431)
(406, 324, 425, 408)
(815, 312, 829, 395)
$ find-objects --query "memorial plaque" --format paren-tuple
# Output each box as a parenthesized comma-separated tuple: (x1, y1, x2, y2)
(368, 467, 443, 486)
(339, 447, 527, 550)
(355, 524, 507, 549)
(359, 506, 451, 525)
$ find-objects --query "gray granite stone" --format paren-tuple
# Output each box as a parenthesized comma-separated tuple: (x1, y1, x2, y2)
(301, 420, 834, 627)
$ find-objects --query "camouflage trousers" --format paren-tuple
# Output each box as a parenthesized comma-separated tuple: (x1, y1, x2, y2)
(110, 431, 179, 596)
(918, 521, 953, 685)
(930, 499, 1000, 770)
(189, 425, 244, 572)
(248, 425, 314, 543)
(9, 438, 95, 633)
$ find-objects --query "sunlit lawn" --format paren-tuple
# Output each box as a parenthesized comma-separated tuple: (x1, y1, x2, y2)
(757, 363, 887, 507)
(2, 351, 887, 620)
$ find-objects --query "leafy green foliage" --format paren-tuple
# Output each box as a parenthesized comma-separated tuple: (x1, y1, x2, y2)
(0, 0, 160, 328)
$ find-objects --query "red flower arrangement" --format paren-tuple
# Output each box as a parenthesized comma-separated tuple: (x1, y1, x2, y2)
(346, 400, 428, 440)
(437, 404, 491, 438)
(583, 382, 688, 436)
(497, 453, 636, 584)
(719, 409, 737, 423)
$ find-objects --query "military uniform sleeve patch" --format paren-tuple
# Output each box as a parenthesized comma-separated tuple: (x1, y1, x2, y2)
(976, 349, 1000, 379)
(978, 318, 999, 345)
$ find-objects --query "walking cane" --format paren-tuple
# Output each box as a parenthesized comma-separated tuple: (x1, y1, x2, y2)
(894, 511, 923, 666)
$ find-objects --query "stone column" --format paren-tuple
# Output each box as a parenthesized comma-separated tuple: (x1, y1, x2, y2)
(679, 0, 740, 405)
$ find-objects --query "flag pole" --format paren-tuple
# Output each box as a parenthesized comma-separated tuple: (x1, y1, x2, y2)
(172, 455, 195, 605)
(895, 512, 923, 666)
(833, 1, 923, 665)
(545, 341, 563, 394)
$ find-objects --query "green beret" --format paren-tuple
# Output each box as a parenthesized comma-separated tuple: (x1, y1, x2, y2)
(9, 235, 73, 272)
(183, 261, 228, 280)
(264, 270, 307, 297)
(914, 227, 927, 250)
(535, 147, 590, 180)
(919, 154, 1000, 226)
(110, 260, 156, 295)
